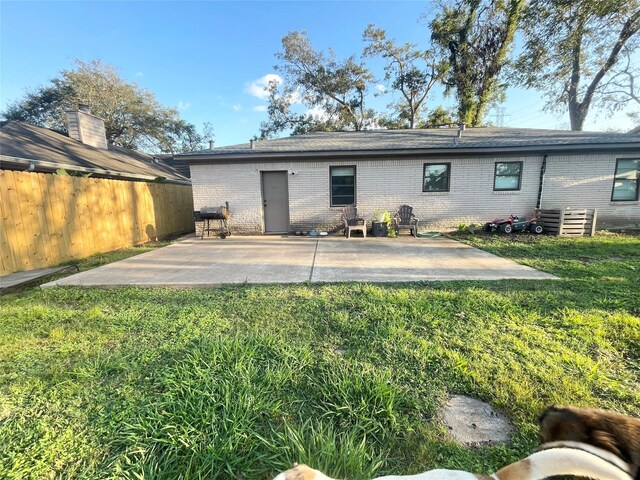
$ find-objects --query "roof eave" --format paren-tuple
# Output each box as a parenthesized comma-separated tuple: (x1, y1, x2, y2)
(1, 155, 192, 186)
(177, 142, 640, 163)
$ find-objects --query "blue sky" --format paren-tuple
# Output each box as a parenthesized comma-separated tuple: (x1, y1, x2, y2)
(1, 1, 637, 148)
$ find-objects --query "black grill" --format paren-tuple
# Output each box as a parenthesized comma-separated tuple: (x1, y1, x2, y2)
(195, 202, 230, 238)
(199, 206, 229, 220)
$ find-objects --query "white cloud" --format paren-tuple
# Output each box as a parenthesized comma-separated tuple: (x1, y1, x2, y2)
(244, 73, 282, 99)
(253, 105, 267, 112)
(286, 88, 302, 104)
(232, 104, 242, 111)
(375, 84, 387, 93)
(135, 71, 144, 77)
(306, 105, 331, 121)
(177, 101, 191, 111)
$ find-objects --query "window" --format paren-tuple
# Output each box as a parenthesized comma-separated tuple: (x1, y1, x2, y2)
(612, 158, 640, 201)
(494, 162, 522, 191)
(423, 163, 450, 192)
(330, 166, 356, 206)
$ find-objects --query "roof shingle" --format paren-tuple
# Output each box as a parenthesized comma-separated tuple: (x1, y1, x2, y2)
(180, 127, 640, 158)
(0, 121, 189, 183)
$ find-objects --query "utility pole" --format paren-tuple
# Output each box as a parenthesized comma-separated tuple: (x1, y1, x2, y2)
(490, 107, 511, 127)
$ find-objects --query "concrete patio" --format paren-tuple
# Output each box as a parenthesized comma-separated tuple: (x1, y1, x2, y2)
(41, 235, 555, 288)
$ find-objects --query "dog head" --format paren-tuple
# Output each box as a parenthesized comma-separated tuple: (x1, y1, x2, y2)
(538, 405, 640, 475)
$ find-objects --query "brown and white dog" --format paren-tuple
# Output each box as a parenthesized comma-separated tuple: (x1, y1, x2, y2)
(274, 405, 640, 480)
(273, 443, 633, 480)
(538, 405, 640, 479)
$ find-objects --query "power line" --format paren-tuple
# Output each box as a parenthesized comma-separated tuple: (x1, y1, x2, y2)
(490, 107, 511, 126)
(507, 101, 544, 117)
(511, 110, 548, 123)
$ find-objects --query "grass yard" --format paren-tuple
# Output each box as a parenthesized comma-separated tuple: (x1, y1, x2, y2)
(1, 232, 639, 479)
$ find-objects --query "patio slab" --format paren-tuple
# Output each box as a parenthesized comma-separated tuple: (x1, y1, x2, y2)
(312, 236, 553, 282)
(41, 235, 555, 288)
(1, 265, 77, 293)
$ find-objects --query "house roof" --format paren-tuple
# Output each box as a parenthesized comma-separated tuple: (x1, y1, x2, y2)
(157, 154, 191, 178)
(178, 127, 640, 163)
(0, 121, 190, 184)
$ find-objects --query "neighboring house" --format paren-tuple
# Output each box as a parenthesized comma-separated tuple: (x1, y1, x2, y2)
(159, 141, 216, 179)
(177, 127, 640, 232)
(157, 154, 192, 179)
(0, 108, 190, 185)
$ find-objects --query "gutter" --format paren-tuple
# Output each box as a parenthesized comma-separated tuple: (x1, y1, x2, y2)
(0, 155, 192, 186)
(536, 154, 547, 209)
(176, 142, 640, 163)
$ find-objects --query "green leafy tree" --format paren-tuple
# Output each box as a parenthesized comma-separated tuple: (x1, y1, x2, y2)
(259, 80, 345, 138)
(363, 25, 445, 128)
(515, 1, 640, 131)
(419, 105, 456, 127)
(2, 59, 212, 153)
(430, 0, 524, 126)
(260, 31, 376, 137)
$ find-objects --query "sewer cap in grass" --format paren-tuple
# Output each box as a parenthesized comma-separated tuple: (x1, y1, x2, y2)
(441, 395, 514, 446)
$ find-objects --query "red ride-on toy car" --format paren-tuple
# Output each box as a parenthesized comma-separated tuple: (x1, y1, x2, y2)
(483, 214, 544, 234)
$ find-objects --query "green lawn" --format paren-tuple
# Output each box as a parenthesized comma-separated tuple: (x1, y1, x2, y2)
(1, 232, 639, 479)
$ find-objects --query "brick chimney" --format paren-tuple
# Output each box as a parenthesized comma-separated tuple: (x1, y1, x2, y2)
(65, 105, 108, 149)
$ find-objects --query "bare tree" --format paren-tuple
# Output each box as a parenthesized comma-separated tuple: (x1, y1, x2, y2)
(363, 25, 444, 128)
(598, 46, 640, 118)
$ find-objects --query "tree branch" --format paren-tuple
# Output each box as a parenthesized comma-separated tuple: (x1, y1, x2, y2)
(579, 8, 640, 111)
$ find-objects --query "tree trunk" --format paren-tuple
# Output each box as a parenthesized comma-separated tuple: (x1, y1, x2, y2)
(571, 8, 640, 130)
(569, 102, 587, 131)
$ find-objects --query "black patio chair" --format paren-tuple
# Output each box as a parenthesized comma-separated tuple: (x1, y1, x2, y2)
(394, 205, 418, 237)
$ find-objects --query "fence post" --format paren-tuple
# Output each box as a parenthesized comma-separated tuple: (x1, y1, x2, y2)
(590, 209, 597, 237)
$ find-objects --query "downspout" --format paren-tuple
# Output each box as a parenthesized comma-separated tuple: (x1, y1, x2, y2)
(536, 154, 547, 209)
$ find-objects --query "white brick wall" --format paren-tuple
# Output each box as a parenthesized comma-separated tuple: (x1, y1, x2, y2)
(543, 153, 639, 228)
(190, 152, 639, 233)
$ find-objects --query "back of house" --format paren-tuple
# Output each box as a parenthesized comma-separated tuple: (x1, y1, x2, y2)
(177, 127, 640, 234)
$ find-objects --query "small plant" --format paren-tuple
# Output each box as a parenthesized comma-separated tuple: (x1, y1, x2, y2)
(372, 210, 396, 237)
(372, 210, 390, 223)
(54, 168, 92, 178)
(457, 223, 478, 234)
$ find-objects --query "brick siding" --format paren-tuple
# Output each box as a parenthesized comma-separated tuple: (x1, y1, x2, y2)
(190, 152, 639, 233)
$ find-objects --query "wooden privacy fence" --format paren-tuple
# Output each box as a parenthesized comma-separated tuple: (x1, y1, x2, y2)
(536, 208, 597, 237)
(0, 170, 194, 275)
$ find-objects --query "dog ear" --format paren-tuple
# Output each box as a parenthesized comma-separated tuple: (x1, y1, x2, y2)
(538, 406, 562, 425)
(538, 407, 586, 443)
